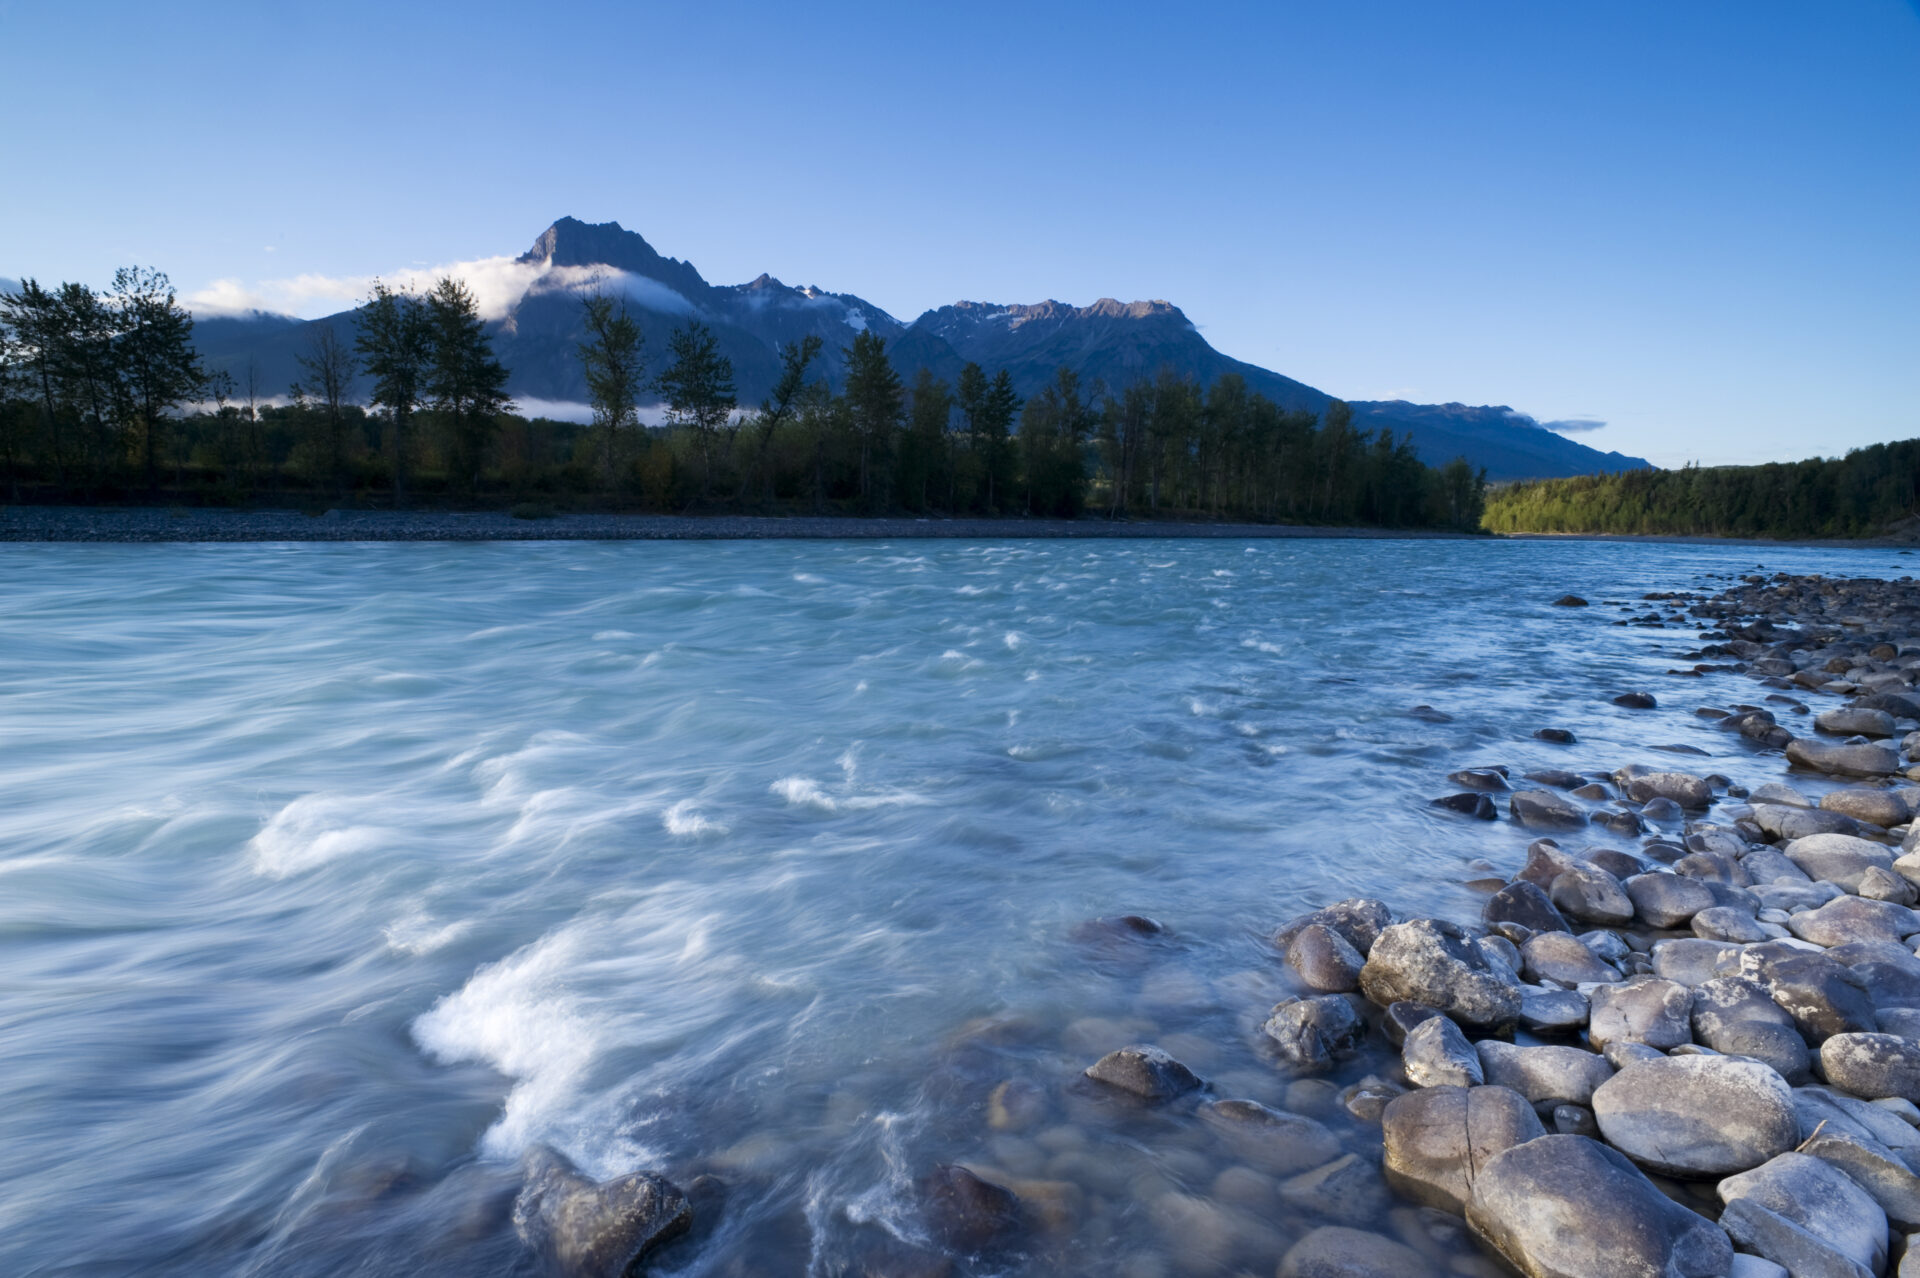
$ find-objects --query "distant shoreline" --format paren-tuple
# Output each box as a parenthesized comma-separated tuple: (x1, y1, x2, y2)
(0, 506, 1482, 544)
(0, 507, 1911, 547)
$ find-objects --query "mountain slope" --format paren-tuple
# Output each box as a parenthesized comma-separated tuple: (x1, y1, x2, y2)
(173, 218, 1645, 480)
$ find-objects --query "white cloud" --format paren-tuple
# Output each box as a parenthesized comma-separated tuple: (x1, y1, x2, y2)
(184, 257, 697, 323)
(1539, 417, 1607, 434)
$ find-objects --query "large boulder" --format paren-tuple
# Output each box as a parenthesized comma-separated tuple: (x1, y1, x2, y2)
(513, 1145, 693, 1278)
(1717, 1152, 1888, 1278)
(1198, 1099, 1343, 1175)
(1588, 978, 1694, 1052)
(1822, 786, 1910, 828)
(1690, 976, 1811, 1081)
(1816, 706, 1899, 738)
(1264, 996, 1368, 1073)
(1821, 1032, 1920, 1103)
(1359, 919, 1522, 1031)
(1511, 789, 1590, 830)
(1084, 1045, 1203, 1100)
(1401, 1014, 1484, 1089)
(1624, 873, 1718, 929)
(1787, 737, 1900, 778)
(1466, 1135, 1734, 1278)
(1381, 1084, 1544, 1215)
(1476, 1041, 1614, 1106)
(1591, 1056, 1799, 1178)
(1784, 833, 1897, 893)
(1789, 894, 1920, 947)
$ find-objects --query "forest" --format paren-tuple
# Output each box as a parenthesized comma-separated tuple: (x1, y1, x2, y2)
(0, 268, 1487, 530)
(1482, 443, 1920, 539)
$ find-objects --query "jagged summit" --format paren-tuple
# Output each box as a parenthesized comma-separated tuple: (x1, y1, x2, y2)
(517, 217, 710, 299)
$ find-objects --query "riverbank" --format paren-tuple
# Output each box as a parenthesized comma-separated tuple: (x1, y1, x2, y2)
(0, 506, 1482, 543)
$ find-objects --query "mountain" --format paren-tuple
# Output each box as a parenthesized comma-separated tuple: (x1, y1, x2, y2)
(176, 218, 1647, 480)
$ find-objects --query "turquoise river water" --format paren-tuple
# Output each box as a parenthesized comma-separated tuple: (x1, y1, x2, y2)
(2, 537, 1914, 1277)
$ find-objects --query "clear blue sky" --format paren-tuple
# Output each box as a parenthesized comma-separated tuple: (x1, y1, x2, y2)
(2, 0, 1914, 468)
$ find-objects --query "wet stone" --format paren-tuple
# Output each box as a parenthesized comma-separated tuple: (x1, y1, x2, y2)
(1285, 923, 1366, 993)
(1481, 880, 1569, 933)
(1197, 1099, 1342, 1176)
(1449, 768, 1512, 792)
(512, 1145, 693, 1278)
(1278, 1225, 1431, 1278)
(1623, 872, 1717, 928)
(1432, 792, 1497, 819)
(1277, 1152, 1390, 1226)
(1083, 1046, 1202, 1101)
(1788, 893, 1920, 947)
(921, 1164, 1024, 1254)
(1381, 1084, 1544, 1216)
(1510, 789, 1588, 830)
(1548, 863, 1634, 928)
(1746, 949, 1878, 1044)
(1264, 995, 1368, 1073)
(1274, 898, 1394, 959)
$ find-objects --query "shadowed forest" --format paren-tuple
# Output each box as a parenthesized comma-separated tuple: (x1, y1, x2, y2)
(0, 269, 1489, 527)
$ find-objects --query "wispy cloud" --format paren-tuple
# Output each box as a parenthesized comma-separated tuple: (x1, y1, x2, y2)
(1539, 417, 1607, 434)
(184, 257, 696, 323)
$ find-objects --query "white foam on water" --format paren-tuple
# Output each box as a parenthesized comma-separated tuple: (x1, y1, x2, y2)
(1242, 637, 1286, 655)
(793, 573, 828, 584)
(384, 908, 473, 956)
(412, 928, 604, 1162)
(247, 795, 392, 879)
(771, 776, 932, 814)
(1003, 631, 1024, 650)
(663, 800, 727, 837)
(591, 630, 636, 641)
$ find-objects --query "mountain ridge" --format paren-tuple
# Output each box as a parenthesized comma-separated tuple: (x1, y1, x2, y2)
(95, 219, 1651, 481)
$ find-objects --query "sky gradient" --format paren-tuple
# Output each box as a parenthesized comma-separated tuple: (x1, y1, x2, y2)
(2, 0, 1914, 468)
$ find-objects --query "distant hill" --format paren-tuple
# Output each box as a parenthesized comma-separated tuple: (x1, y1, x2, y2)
(150, 218, 1648, 481)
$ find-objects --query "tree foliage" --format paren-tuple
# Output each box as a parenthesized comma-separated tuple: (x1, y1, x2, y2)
(0, 267, 1488, 530)
(1483, 446, 1920, 539)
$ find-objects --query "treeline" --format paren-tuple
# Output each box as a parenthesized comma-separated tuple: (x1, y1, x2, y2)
(1482, 442, 1920, 538)
(0, 268, 1487, 528)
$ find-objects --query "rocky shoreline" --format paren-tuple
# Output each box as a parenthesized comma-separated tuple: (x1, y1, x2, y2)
(514, 570, 1920, 1277)
(0, 506, 1478, 543)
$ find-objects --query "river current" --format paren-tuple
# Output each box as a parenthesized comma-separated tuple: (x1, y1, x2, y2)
(3, 536, 1913, 1276)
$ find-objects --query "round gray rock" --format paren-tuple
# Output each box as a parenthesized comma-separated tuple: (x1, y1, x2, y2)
(1821, 1032, 1920, 1102)
(1359, 918, 1523, 1031)
(1592, 1055, 1799, 1177)
(1466, 1134, 1734, 1278)
(1381, 1084, 1544, 1215)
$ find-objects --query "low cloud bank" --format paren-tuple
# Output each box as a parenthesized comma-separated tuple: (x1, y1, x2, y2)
(184, 258, 696, 324)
